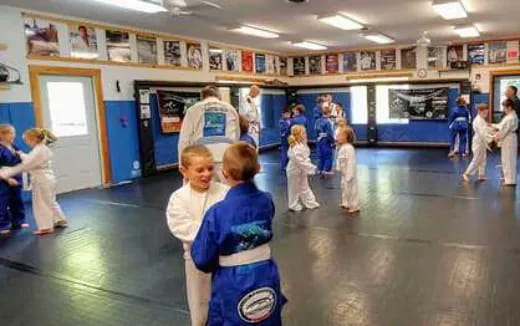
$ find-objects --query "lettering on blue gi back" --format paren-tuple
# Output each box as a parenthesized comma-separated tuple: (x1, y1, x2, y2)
(230, 221, 272, 252)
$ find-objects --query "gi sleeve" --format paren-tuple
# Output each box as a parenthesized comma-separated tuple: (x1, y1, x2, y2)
(1, 145, 49, 179)
(280, 120, 288, 138)
(495, 117, 516, 140)
(448, 109, 456, 128)
(336, 147, 347, 174)
(293, 146, 316, 175)
(166, 191, 199, 243)
(191, 207, 220, 273)
(326, 121, 335, 143)
(475, 119, 492, 144)
(345, 146, 356, 182)
(178, 109, 195, 164)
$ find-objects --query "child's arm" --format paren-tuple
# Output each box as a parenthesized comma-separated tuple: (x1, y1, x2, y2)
(336, 148, 347, 174)
(293, 146, 317, 175)
(0, 146, 49, 179)
(166, 192, 199, 243)
(494, 117, 515, 141)
(191, 208, 220, 273)
(345, 147, 356, 182)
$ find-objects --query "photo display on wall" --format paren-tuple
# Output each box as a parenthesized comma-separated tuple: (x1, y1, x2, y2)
(389, 87, 449, 120)
(325, 54, 339, 73)
(24, 17, 60, 56)
(274, 56, 281, 75)
(489, 42, 507, 64)
(163, 40, 182, 66)
(279, 57, 287, 75)
(265, 54, 275, 75)
(156, 90, 200, 133)
(507, 41, 519, 63)
(209, 47, 223, 70)
(380, 49, 396, 70)
(225, 49, 239, 72)
(427, 46, 445, 68)
(447, 45, 465, 69)
(342, 53, 357, 72)
(467, 44, 485, 65)
(106, 30, 131, 62)
(187, 43, 203, 69)
(360, 51, 376, 71)
(309, 55, 322, 75)
(242, 51, 254, 73)
(401, 47, 417, 69)
(255, 54, 266, 74)
(293, 57, 306, 75)
(69, 24, 97, 59)
(137, 36, 157, 64)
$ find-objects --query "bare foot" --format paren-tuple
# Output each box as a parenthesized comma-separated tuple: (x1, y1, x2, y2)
(33, 229, 53, 235)
(348, 207, 361, 214)
(0, 229, 11, 235)
(54, 221, 68, 229)
(448, 152, 456, 158)
(461, 174, 470, 182)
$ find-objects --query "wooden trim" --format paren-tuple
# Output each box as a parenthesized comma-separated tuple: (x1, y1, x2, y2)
(28, 65, 112, 186)
(488, 69, 520, 120)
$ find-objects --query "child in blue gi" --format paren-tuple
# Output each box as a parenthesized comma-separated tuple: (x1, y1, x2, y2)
(239, 115, 257, 150)
(191, 143, 287, 325)
(290, 104, 307, 128)
(279, 109, 291, 171)
(0, 124, 27, 234)
(314, 106, 335, 175)
(448, 97, 471, 158)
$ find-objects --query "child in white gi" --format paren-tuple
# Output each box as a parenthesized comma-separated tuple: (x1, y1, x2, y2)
(336, 127, 360, 214)
(166, 145, 229, 326)
(0, 128, 67, 235)
(462, 104, 492, 182)
(286, 125, 320, 212)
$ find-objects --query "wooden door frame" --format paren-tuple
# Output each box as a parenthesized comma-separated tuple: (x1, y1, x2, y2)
(28, 65, 111, 186)
(489, 69, 520, 120)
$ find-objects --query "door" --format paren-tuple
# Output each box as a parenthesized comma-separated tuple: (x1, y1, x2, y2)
(39, 75, 102, 193)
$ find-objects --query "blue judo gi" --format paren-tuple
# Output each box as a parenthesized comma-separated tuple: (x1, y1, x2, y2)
(290, 115, 307, 129)
(314, 117, 335, 173)
(279, 118, 291, 171)
(449, 105, 471, 155)
(240, 133, 257, 149)
(191, 182, 287, 326)
(312, 104, 322, 121)
(0, 144, 25, 231)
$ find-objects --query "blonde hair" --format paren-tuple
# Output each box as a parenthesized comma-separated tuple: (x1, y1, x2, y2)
(336, 118, 347, 129)
(0, 124, 15, 137)
(223, 143, 260, 182)
(477, 103, 489, 112)
(288, 125, 306, 147)
(337, 126, 356, 144)
(23, 128, 57, 145)
(322, 106, 332, 116)
(180, 145, 213, 168)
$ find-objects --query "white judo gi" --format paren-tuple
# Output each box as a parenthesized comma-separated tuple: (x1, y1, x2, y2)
(0, 143, 67, 230)
(464, 115, 492, 178)
(166, 181, 229, 326)
(336, 143, 359, 209)
(286, 143, 320, 211)
(240, 96, 261, 150)
(178, 96, 240, 181)
(493, 111, 519, 185)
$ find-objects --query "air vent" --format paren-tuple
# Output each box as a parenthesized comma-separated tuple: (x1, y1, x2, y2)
(286, 0, 309, 3)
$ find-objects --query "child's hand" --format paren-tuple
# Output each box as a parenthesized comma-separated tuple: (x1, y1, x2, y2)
(7, 178, 18, 186)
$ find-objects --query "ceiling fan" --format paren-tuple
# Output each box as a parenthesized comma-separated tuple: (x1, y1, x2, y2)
(164, 0, 222, 16)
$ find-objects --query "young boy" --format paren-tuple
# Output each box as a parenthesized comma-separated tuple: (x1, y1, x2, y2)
(191, 143, 287, 325)
(314, 106, 335, 175)
(166, 145, 229, 326)
(279, 109, 291, 171)
(239, 115, 258, 150)
(463, 104, 493, 182)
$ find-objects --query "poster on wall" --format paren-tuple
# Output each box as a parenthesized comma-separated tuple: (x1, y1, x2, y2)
(309, 55, 322, 75)
(106, 30, 131, 62)
(360, 51, 376, 71)
(209, 47, 223, 70)
(280, 57, 287, 75)
(401, 47, 417, 69)
(225, 49, 239, 72)
(447, 45, 465, 69)
(389, 87, 449, 120)
(69, 24, 97, 59)
(488, 42, 507, 64)
(343, 53, 357, 72)
(274, 56, 281, 75)
(242, 51, 254, 73)
(293, 57, 306, 76)
(507, 41, 519, 63)
(187, 43, 203, 70)
(255, 54, 266, 74)
(163, 40, 182, 66)
(137, 36, 157, 64)
(266, 55, 276, 74)
(467, 44, 485, 65)
(380, 49, 396, 70)
(156, 90, 200, 133)
(325, 54, 339, 74)
(24, 18, 59, 56)
(427, 46, 445, 68)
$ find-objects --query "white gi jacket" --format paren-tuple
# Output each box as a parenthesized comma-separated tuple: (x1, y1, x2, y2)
(493, 111, 518, 184)
(336, 143, 359, 208)
(240, 96, 261, 146)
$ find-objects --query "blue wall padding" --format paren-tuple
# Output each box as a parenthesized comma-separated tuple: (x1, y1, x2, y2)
(149, 94, 179, 167)
(104, 100, 141, 183)
(260, 94, 286, 146)
(352, 125, 367, 141)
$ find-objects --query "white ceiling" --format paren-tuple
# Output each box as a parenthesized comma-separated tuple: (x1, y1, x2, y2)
(2, 0, 520, 53)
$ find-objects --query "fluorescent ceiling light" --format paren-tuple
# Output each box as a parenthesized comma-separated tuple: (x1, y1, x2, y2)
(291, 41, 327, 50)
(92, 0, 167, 13)
(318, 13, 364, 30)
(432, 0, 468, 20)
(364, 33, 394, 44)
(230, 26, 279, 39)
(454, 24, 480, 38)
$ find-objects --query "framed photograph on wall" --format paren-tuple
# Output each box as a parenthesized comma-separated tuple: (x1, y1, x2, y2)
(156, 90, 200, 133)
(137, 36, 157, 64)
(224, 49, 239, 72)
(24, 17, 60, 56)
(309, 55, 322, 75)
(163, 40, 182, 66)
(242, 51, 254, 73)
(427, 46, 445, 68)
(187, 43, 203, 70)
(447, 45, 464, 69)
(209, 47, 223, 70)
(467, 44, 485, 65)
(279, 57, 287, 75)
(255, 54, 266, 74)
(507, 41, 519, 63)
(489, 42, 507, 64)
(325, 54, 339, 74)
(401, 47, 417, 69)
(343, 53, 357, 72)
(360, 51, 376, 71)
(106, 30, 131, 62)
(274, 56, 281, 75)
(265, 54, 276, 75)
(69, 24, 97, 59)
(380, 49, 396, 70)
(293, 57, 306, 76)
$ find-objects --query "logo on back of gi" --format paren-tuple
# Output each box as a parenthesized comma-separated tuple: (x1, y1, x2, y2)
(238, 287, 276, 323)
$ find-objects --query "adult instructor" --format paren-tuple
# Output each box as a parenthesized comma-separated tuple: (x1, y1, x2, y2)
(178, 85, 240, 181)
(505, 85, 520, 120)
(240, 85, 261, 150)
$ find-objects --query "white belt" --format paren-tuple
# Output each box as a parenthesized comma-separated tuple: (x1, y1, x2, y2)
(455, 117, 467, 122)
(219, 244, 271, 267)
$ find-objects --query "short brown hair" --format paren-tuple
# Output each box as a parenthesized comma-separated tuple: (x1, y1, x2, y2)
(180, 145, 213, 168)
(0, 124, 14, 136)
(477, 103, 489, 112)
(293, 104, 305, 114)
(456, 96, 466, 106)
(337, 126, 356, 144)
(239, 115, 250, 134)
(503, 98, 515, 111)
(322, 106, 331, 116)
(223, 143, 260, 182)
(201, 85, 221, 100)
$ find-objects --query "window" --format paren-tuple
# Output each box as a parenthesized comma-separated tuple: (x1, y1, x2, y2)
(350, 86, 368, 124)
(496, 76, 520, 111)
(46, 82, 88, 137)
(376, 85, 409, 124)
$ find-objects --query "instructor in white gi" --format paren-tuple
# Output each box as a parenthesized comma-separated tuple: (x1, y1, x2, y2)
(240, 85, 262, 150)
